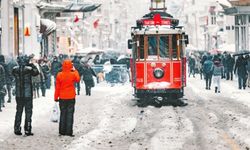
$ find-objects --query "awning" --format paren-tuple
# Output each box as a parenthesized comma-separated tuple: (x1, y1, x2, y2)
(63, 3, 101, 12)
(37, 2, 101, 13)
(40, 19, 56, 36)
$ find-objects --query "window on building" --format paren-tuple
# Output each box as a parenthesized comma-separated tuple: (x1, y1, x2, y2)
(211, 15, 216, 25)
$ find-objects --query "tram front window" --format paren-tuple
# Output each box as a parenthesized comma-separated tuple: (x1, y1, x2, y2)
(172, 35, 178, 59)
(159, 36, 169, 58)
(148, 37, 157, 57)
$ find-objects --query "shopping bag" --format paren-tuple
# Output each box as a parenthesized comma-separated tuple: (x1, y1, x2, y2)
(50, 102, 60, 123)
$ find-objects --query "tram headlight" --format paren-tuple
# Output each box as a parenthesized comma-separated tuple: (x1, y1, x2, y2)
(153, 68, 164, 79)
(151, 62, 156, 68)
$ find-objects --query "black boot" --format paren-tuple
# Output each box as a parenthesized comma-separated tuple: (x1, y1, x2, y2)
(14, 127, 22, 135)
(215, 87, 218, 93)
(25, 122, 34, 136)
(25, 131, 34, 136)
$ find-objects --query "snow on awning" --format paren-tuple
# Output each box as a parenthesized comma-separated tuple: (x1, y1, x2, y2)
(37, 2, 101, 13)
(63, 3, 101, 12)
(40, 19, 56, 36)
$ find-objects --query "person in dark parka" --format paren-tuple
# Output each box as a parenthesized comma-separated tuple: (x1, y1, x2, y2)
(203, 56, 213, 90)
(0, 63, 5, 112)
(226, 54, 235, 80)
(12, 55, 39, 136)
(82, 63, 96, 96)
(51, 56, 62, 86)
(234, 55, 248, 89)
(0, 55, 9, 106)
(72, 56, 83, 95)
(6, 57, 18, 103)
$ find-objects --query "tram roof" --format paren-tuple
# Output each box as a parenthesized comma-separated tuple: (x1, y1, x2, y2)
(132, 26, 184, 35)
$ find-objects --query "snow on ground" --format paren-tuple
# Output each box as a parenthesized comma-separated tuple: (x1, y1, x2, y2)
(67, 83, 138, 150)
(188, 76, 250, 107)
(187, 76, 250, 148)
(0, 87, 55, 140)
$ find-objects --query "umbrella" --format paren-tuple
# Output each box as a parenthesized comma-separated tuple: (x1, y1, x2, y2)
(209, 49, 221, 55)
(233, 50, 250, 57)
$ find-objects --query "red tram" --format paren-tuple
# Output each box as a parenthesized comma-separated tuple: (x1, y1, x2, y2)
(128, 0, 189, 101)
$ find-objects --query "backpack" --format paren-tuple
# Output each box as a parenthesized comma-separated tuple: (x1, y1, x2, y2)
(203, 61, 213, 74)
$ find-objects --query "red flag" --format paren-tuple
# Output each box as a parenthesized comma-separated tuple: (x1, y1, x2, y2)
(93, 19, 99, 29)
(74, 15, 79, 23)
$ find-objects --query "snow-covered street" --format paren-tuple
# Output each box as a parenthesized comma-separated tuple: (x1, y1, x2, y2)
(0, 76, 250, 150)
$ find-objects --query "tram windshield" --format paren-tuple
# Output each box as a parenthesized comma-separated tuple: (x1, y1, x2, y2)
(136, 34, 181, 61)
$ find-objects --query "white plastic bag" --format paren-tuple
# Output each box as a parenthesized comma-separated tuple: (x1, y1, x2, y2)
(50, 102, 60, 122)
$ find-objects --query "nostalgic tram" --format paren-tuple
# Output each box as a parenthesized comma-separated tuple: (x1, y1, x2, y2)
(128, 0, 188, 101)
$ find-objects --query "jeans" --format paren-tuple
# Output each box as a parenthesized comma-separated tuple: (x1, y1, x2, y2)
(205, 73, 212, 89)
(14, 97, 33, 132)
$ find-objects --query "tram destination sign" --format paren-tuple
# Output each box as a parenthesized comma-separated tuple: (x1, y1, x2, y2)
(142, 19, 171, 26)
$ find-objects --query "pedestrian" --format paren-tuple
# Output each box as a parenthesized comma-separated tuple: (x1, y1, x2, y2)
(212, 60, 223, 93)
(54, 59, 80, 136)
(0, 63, 6, 112)
(31, 58, 44, 98)
(72, 56, 83, 95)
(51, 56, 62, 86)
(12, 55, 39, 136)
(246, 55, 250, 88)
(0, 55, 9, 107)
(203, 56, 213, 90)
(226, 54, 235, 80)
(6, 56, 18, 103)
(188, 55, 196, 77)
(234, 55, 248, 90)
(82, 63, 96, 96)
(40, 59, 51, 90)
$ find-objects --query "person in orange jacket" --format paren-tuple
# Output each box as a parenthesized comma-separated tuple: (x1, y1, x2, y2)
(54, 59, 80, 137)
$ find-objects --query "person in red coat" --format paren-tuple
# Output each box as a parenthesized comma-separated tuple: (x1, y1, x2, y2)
(54, 59, 80, 136)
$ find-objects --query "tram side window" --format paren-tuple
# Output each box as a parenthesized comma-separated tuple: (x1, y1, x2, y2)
(139, 36, 144, 59)
(159, 36, 169, 58)
(148, 36, 157, 56)
(172, 35, 178, 59)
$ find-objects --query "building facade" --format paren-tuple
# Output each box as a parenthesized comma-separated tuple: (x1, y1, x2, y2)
(1, 0, 41, 57)
(224, 0, 250, 52)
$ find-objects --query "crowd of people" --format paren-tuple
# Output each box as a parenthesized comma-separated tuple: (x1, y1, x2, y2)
(188, 51, 250, 93)
(0, 54, 100, 136)
(0, 53, 130, 137)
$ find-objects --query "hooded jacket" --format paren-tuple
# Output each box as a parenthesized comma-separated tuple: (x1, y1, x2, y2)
(54, 60, 80, 101)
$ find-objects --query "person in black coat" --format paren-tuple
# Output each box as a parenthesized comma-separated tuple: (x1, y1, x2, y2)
(227, 54, 235, 80)
(0, 63, 5, 112)
(82, 63, 96, 96)
(51, 56, 62, 86)
(0, 55, 10, 106)
(234, 55, 248, 89)
(6, 57, 18, 103)
(73, 56, 83, 95)
(12, 55, 39, 136)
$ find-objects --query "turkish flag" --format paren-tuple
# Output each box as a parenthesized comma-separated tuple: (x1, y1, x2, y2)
(74, 15, 79, 23)
(93, 19, 99, 29)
